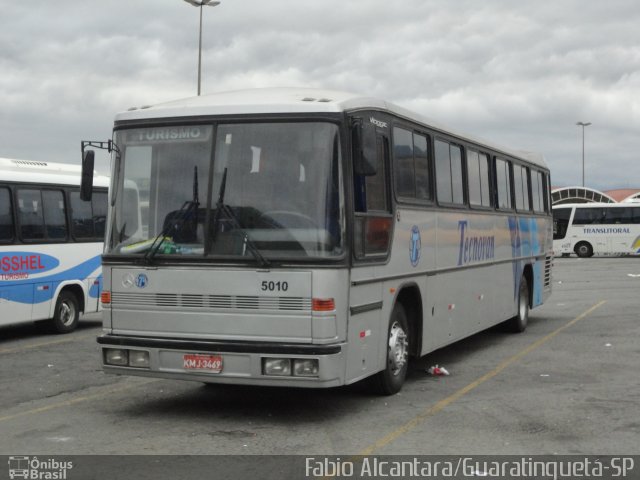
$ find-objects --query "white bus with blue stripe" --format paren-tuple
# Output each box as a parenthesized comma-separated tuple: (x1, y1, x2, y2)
(83, 88, 553, 394)
(0, 158, 109, 333)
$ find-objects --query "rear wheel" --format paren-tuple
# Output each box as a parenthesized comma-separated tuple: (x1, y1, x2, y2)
(504, 276, 529, 333)
(575, 241, 593, 258)
(373, 303, 410, 395)
(51, 291, 80, 334)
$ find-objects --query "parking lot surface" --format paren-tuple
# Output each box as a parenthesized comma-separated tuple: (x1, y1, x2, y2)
(1, 257, 639, 455)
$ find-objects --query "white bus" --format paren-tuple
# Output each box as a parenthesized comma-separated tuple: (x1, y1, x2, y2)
(553, 202, 640, 257)
(0, 158, 109, 333)
(83, 88, 553, 394)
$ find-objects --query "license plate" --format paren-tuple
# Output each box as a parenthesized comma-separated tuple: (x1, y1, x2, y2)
(183, 354, 223, 373)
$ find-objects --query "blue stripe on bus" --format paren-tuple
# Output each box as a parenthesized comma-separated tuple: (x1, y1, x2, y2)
(508, 217, 545, 307)
(0, 255, 102, 304)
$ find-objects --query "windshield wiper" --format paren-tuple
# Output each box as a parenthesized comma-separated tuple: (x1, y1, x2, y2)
(210, 168, 270, 268)
(141, 166, 200, 264)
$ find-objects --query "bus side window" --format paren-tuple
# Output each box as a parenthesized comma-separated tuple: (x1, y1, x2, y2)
(17, 189, 45, 240)
(42, 190, 68, 240)
(0, 187, 14, 243)
(467, 150, 492, 207)
(393, 127, 415, 198)
(531, 170, 544, 213)
(513, 164, 530, 212)
(92, 191, 108, 238)
(435, 139, 464, 205)
(602, 207, 632, 224)
(70, 191, 95, 239)
(495, 158, 513, 210)
(393, 128, 432, 202)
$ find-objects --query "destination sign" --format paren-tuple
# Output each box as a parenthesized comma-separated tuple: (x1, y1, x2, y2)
(124, 126, 212, 144)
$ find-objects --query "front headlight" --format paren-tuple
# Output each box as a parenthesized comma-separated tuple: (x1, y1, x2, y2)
(128, 350, 150, 368)
(104, 348, 128, 366)
(293, 359, 319, 377)
(262, 358, 291, 376)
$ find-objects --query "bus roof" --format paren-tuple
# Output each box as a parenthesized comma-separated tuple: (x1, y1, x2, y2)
(116, 87, 547, 169)
(0, 157, 110, 188)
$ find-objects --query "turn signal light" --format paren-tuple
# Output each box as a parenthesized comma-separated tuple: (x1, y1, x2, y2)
(312, 298, 335, 312)
(101, 291, 111, 305)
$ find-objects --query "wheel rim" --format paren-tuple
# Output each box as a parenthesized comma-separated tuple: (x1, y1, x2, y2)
(577, 244, 590, 256)
(388, 321, 408, 376)
(59, 301, 76, 327)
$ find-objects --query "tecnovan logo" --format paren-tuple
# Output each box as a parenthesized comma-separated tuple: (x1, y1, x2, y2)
(457, 221, 495, 266)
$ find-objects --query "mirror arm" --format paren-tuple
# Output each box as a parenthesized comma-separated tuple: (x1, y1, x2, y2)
(81, 140, 120, 156)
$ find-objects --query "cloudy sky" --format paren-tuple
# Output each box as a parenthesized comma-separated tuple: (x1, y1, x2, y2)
(1, 0, 638, 191)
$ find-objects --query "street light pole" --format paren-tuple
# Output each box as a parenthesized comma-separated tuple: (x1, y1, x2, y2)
(183, 0, 221, 96)
(576, 121, 591, 187)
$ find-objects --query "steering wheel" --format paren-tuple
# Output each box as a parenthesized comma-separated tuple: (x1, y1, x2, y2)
(260, 210, 318, 229)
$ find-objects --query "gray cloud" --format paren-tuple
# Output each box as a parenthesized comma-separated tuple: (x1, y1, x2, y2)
(1, 0, 638, 190)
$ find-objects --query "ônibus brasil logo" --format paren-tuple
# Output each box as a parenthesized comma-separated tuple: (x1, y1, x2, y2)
(8, 456, 73, 479)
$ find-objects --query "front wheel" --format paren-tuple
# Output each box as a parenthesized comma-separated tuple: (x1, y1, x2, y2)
(373, 304, 410, 395)
(51, 291, 80, 334)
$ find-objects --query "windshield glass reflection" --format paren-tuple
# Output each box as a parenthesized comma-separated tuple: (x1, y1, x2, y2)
(109, 122, 344, 261)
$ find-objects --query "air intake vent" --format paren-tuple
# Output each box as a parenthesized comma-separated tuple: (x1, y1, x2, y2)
(111, 292, 312, 312)
(11, 160, 48, 167)
(544, 255, 553, 288)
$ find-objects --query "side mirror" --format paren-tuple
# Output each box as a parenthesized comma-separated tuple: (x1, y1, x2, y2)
(80, 150, 95, 201)
(352, 122, 377, 176)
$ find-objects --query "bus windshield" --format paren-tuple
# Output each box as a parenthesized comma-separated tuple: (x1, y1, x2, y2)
(108, 122, 344, 261)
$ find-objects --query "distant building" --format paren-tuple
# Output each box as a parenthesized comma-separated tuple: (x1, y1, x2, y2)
(551, 186, 640, 205)
(551, 186, 615, 205)
(603, 189, 640, 203)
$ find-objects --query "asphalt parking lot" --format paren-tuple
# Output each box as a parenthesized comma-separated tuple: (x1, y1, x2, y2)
(1, 257, 639, 455)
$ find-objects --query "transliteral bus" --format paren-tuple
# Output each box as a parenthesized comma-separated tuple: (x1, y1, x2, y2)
(553, 202, 640, 257)
(0, 158, 109, 333)
(81, 88, 553, 394)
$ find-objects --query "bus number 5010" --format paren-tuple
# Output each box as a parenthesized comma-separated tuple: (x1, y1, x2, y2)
(261, 281, 289, 292)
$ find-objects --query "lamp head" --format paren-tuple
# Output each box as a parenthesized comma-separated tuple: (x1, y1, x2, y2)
(183, 0, 221, 6)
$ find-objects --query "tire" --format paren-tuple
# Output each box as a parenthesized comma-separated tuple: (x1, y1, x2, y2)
(575, 242, 593, 258)
(504, 276, 529, 333)
(51, 291, 80, 334)
(373, 303, 410, 395)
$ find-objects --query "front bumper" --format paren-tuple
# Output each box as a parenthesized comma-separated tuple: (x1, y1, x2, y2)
(97, 334, 346, 388)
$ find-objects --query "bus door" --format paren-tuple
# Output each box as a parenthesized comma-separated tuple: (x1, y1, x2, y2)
(347, 115, 393, 381)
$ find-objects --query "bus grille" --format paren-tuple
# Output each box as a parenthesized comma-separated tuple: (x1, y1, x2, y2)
(544, 255, 553, 288)
(110, 292, 312, 312)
